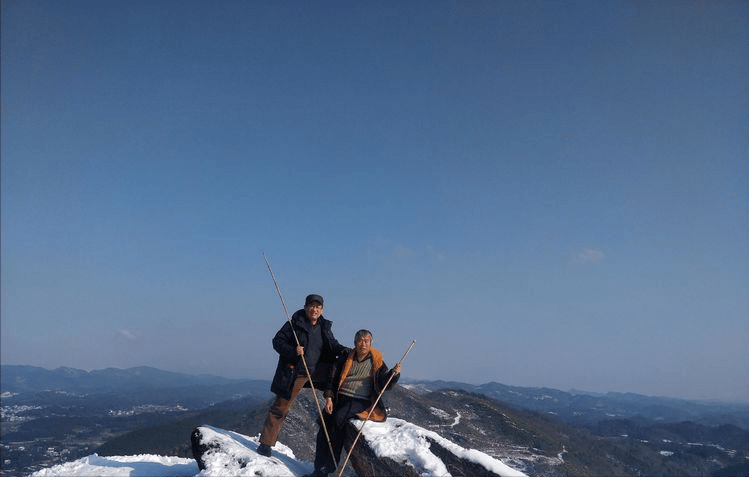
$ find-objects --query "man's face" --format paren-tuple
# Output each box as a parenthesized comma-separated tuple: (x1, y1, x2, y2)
(305, 302, 323, 322)
(355, 334, 372, 357)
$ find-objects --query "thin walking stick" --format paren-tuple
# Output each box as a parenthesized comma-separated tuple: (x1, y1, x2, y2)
(336, 340, 416, 477)
(262, 253, 337, 465)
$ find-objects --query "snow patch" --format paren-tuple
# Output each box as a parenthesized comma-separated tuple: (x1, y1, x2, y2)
(194, 425, 311, 476)
(429, 406, 451, 420)
(30, 454, 198, 477)
(29, 420, 527, 477)
(358, 417, 527, 477)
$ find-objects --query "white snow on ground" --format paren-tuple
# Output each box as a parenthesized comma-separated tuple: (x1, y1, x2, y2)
(428, 407, 461, 427)
(29, 426, 312, 477)
(557, 446, 567, 463)
(429, 406, 452, 420)
(357, 417, 527, 477)
(30, 454, 199, 477)
(194, 425, 312, 476)
(30, 420, 527, 477)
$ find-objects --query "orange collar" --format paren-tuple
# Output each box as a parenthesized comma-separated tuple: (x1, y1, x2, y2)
(337, 347, 388, 422)
(338, 347, 384, 388)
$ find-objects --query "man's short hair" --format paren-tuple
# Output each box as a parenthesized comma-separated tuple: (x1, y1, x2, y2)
(355, 329, 373, 341)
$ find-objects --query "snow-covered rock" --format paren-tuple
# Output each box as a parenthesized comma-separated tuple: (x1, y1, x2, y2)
(344, 418, 527, 477)
(190, 425, 312, 476)
(32, 419, 527, 476)
(191, 419, 526, 477)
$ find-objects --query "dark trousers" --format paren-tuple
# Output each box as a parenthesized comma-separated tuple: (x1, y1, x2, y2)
(314, 395, 370, 473)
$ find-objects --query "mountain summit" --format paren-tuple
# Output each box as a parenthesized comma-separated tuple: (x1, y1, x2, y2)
(191, 422, 526, 477)
(32, 419, 526, 476)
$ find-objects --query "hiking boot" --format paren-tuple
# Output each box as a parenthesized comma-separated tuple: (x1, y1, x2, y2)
(302, 470, 327, 477)
(256, 443, 272, 457)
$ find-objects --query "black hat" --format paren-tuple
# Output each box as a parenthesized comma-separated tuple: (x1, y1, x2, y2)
(305, 294, 324, 306)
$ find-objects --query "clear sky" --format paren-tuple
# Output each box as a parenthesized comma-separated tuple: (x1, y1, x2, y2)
(2, 1, 747, 403)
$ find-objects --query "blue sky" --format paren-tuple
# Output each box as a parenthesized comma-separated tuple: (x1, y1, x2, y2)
(2, 1, 747, 402)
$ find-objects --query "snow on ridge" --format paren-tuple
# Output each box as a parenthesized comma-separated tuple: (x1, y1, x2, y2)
(429, 406, 451, 419)
(428, 407, 462, 428)
(29, 426, 310, 477)
(29, 419, 527, 477)
(30, 454, 198, 477)
(195, 425, 310, 476)
(358, 417, 527, 477)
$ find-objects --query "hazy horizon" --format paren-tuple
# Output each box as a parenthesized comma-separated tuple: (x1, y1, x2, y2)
(3, 361, 747, 405)
(2, 1, 747, 404)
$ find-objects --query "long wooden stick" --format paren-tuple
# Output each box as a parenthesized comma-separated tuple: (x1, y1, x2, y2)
(336, 340, 416, 477)
(262, 253, 337, 464)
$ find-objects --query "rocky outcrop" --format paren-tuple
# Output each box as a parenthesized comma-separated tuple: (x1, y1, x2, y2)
(191, 419, 525, 477)
(340, 420, 505, 477)
(424, 434, 507, 477)
(190, 425, 308, 476)
(190, 427, 214, 471)
(342, 418, 526, 477)
(341, 420, 421, 477)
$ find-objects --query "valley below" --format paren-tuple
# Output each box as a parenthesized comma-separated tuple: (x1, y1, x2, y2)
(1, 366, 747, 477)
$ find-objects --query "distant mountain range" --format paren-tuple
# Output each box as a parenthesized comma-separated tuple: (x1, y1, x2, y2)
(3, 365, 745, 427)
(2, 365, 747, 476)
(0, 365, 749, 428)
(401, 379, 749, 428)
(95, 380, 749, 477)
(1, 365, 249, 394)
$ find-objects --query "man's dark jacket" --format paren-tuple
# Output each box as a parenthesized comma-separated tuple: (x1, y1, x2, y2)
(270, 309, 348, 400)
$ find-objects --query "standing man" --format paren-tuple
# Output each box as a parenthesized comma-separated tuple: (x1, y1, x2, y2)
(306, 329, 401, 477)
(257, 294, 349, 458)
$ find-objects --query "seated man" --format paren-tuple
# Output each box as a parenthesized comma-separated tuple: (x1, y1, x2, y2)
(307, 329, 401, 477)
